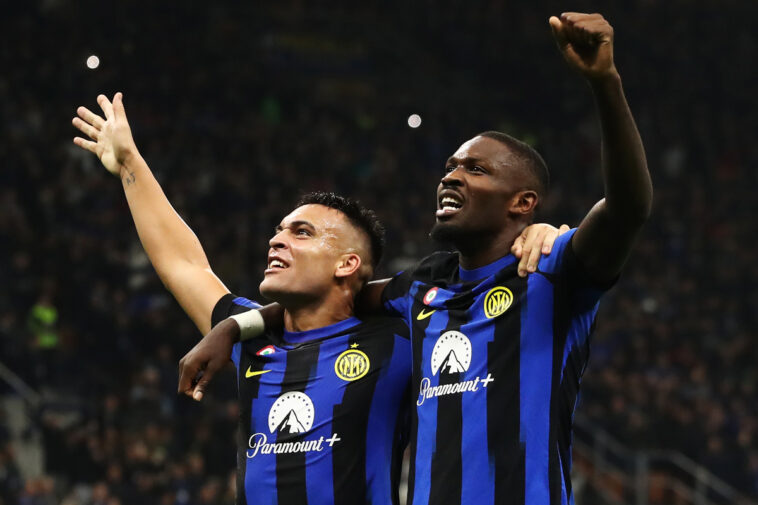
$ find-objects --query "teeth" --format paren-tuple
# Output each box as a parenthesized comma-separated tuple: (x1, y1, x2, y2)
(440, 196, 462, 209)
(269, 260, 286, 269)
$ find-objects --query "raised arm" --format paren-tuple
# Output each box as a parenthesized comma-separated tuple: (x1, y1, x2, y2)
(73, 93, 229, 334)
(549, 13, 653, 283)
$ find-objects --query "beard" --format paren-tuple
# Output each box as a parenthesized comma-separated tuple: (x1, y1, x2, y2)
(430, 220, 480, 250)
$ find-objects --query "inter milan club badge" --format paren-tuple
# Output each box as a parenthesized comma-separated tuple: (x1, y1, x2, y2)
(423, 287, 439, 305)
(334, 347, 370, 381)
(484, 286, 514, 319)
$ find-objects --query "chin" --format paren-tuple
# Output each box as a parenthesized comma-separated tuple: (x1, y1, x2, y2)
(430, 221, 467, 245)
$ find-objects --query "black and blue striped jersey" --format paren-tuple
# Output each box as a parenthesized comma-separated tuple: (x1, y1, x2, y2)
(381, 230, 609, 505)
(211, 294, 412, 505)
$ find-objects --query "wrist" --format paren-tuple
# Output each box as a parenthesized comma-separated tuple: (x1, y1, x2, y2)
(587, 68, 622, 89)
(116, 149, 141, 179)
(229, 310, 265, 341)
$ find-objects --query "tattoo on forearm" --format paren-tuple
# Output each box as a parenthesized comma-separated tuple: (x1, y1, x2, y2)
(122, 171, 136, 186)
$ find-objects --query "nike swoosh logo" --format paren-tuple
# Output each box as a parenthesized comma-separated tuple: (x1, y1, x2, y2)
(245, 367, 271, 379)
(417, 309, 436, 320)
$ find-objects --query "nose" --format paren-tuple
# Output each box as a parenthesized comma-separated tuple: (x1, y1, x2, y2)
(441, 166, 464, 186)
(269, 230, 288, 249)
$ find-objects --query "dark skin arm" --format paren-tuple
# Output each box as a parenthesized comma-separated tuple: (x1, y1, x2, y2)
(550, 13, 653, 283)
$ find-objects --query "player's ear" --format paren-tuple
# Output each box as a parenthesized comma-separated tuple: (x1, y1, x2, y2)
(509, 190, 538, 215)
(335, 253, 362, 279)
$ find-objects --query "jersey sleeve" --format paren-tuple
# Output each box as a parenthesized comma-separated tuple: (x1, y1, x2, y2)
(537, 228, 614, 308)
(380, 271, 413, 320)
(210, 294, 263, 368)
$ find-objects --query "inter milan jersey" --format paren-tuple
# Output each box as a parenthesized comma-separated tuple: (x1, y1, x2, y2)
(382, 230, 609, 505)
(211, 294, 412, 505)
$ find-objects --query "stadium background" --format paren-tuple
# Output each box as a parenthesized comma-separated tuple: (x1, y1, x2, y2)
(1, 1, 757, 504)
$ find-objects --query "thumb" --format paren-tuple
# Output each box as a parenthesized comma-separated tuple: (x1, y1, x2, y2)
(191, 360, 223, 401)
(549, 16, 568, 49)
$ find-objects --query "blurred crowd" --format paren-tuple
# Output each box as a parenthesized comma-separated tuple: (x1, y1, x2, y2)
(1, 0, 757, 504)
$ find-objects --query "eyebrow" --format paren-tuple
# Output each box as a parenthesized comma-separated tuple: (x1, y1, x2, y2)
(275, 220, 316, 233)
(446, 156, 486, 165)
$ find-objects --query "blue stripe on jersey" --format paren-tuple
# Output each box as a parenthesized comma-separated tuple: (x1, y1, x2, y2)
(366, 334, 412, 505)
(458, 254, 515, 282)
(233, 296, 261, 309)
(521, 273, 555, 504)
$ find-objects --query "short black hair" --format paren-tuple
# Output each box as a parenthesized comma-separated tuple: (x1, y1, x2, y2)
(477, 131, 550, 196)
(296, 192, 385, 268)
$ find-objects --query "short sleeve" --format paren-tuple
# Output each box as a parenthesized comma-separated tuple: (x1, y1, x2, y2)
(210, 294, 263, 368)
(380, 271, 413, 319)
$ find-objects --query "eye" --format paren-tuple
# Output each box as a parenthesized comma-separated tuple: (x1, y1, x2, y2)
(444, 165, 456, 174)
(296, 228, 312, 237)
(469, 165, 485, 173)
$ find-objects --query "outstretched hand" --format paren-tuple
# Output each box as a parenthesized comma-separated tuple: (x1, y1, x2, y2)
(72, 92, 139, 177)
(549, 13, 618, 81)
(511, 223, 571, 277)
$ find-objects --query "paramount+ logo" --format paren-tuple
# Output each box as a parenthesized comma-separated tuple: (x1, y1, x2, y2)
(484, 286, 513, 319)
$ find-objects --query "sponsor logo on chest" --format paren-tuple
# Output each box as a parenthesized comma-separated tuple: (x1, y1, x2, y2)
(246, 391, 341, 458)
(417, 330, 494, 406)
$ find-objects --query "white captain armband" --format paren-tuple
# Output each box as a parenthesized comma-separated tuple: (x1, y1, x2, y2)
(228, 310, 265, 341)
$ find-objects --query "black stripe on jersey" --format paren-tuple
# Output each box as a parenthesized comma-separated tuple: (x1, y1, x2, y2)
(407, 284, 439, 505)
(331, 321, 393, 505)
(236, 339, 268, 505)
(276, 342, 320, 505)
(548, 276, 571, 505)
(489, 273, 527, 505)
(429, 296, 470, 505)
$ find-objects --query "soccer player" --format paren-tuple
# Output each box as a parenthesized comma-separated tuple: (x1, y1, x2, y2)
(72, 94, 413, 504)
(188, 12, 653, 505)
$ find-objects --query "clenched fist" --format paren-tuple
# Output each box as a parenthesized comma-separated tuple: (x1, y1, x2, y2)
(549, 13, 619, 82)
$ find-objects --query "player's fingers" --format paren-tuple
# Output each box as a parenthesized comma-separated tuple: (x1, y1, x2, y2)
(72, 117, 99, 141)
(76, 106, 104, 129)
(97, 94, 114, 120)
(113, 92, 128, 121)
(177, 358, 197, 394)
(511, 230, 526, 258)
(73, 137, 98, 154)
(192, 362, 222, 401)
(540, 226, 563, 254)
(526, 228, 548, 273)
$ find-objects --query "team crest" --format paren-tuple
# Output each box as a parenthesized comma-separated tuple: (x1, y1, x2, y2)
(268, 392, 314, 434)
(335, 348, 370, 381)
(484, 286, 513, 319)
(431, 331, 472, 375)
(423, 287, 439, 305)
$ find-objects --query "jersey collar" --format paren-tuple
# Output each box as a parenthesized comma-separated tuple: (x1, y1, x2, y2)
(282, 316, 361, 344)
(458, 254, 516, 282)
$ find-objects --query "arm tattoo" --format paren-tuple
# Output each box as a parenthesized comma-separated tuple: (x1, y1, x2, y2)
(122, 170, 136, 186)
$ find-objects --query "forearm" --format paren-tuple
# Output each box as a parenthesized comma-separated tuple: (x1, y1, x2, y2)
(591, 74, 653, 223)
(119, 153, 211, 274)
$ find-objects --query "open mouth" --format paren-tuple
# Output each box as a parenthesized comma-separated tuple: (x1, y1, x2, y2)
(265, 258, 289, 273)
(436, 194, 463, 218)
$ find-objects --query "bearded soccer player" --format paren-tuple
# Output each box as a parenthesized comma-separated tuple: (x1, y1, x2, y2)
(186, 12, 653, 505)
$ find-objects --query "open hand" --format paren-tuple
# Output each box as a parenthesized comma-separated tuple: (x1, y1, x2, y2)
(72, 93, 139, 177)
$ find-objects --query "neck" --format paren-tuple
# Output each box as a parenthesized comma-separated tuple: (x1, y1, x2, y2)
(456, 225, 524, 270)
(282, 289, 356, 332)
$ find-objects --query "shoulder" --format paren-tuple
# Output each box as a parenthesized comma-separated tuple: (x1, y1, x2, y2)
(536, 228, 577, 275)
(403, 251, 459, 284)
